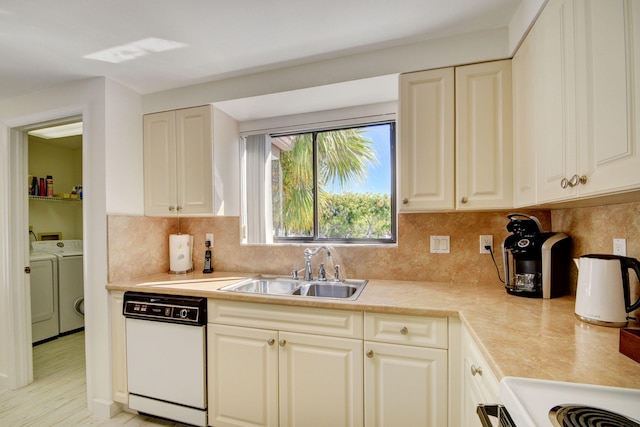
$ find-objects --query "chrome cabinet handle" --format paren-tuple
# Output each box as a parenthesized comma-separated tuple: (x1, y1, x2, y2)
(400, 326, 409, 335)
(366, 350, 374, 358)
(279, 339, 286, 347)
(267, 338, 275, 346)
(176, 205, 183, 211)
(569, 174, 587, 187)
(461, 196, 468, 204)
(402, 197, 409, 204)
(470, 364, 483, 376)
(169, 205, 176, 212)
(560, 178, 569, 189)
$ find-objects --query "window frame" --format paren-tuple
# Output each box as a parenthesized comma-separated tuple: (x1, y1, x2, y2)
(271, 121, 397, 245)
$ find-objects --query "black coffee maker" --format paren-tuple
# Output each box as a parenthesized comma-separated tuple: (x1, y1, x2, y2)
(502, 213, 571, 298)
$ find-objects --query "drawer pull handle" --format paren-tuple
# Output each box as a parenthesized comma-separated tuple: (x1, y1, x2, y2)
(279, 339, 287, 347)
(461, 196, 469, 204)
(471, 364, 483, 376)
(402, 197, 409, 204)
(366, 350, 374, 358)
(267, 338, 275, 346)
(400, 326, 409, 335)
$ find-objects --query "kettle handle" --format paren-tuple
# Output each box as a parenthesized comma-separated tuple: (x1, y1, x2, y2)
(622, 256, 640, 313)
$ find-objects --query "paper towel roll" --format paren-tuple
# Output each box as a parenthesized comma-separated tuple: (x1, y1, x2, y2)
(169, 234, 193, 273)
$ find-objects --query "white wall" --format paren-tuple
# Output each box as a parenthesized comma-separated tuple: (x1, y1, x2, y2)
(0, 77, 142, 418)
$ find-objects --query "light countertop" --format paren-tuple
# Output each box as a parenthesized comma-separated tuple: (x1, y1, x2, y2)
(107, 271, 640, 390)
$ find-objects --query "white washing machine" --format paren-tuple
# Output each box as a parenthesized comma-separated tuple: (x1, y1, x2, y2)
(32, 240, 84, 334)
(29, 251, 59, 343)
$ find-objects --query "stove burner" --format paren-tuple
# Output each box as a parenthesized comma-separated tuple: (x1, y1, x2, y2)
(550, 405, 640, 427)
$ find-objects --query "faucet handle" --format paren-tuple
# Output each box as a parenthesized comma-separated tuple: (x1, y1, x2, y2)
(291, 269, 298, 280)
(334, 265, 340, 282)
(318, 263, 327, 281)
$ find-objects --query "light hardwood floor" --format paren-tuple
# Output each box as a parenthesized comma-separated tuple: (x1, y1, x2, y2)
(0, 332, 187, 426)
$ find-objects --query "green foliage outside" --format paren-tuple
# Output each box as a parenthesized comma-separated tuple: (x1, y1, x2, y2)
(273, 128, 391, 239)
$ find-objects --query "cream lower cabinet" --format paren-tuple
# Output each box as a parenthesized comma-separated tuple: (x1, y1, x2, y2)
(207, 300, 363, 427)
(460, 327, 499, 427)
(364, 313, 448, 427)
(108, 291, 128, 404)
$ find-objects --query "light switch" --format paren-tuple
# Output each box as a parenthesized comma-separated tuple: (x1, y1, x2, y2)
(430, 236, 450, 254)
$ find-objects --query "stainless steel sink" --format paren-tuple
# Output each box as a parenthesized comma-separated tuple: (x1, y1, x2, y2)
(219, 275, 367, 300)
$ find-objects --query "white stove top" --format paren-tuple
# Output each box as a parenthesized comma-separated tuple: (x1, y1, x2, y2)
(31, 240, 83, 257)
(500, 377, 640, 426)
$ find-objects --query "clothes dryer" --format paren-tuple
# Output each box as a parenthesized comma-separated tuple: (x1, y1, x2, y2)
(32, 240, 84, 334)
(29, 251, 59, 343)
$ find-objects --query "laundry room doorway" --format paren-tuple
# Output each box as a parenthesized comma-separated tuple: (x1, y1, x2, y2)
(25, 118, 85, 385)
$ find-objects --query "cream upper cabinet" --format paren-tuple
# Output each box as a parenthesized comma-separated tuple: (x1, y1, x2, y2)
(455, 60, 513, 210)
(398, 61, 513, 212)
(144, 105, 213, 216)
(512, 28, 539, 208)
(534, 0, 640, 203)
(364, 313, 448, 427)
(398, 68, 455, 211)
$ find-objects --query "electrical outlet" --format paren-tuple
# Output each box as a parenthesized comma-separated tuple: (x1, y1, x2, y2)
(206, 233, 214, 247)
(613, 238, 627, 256)
(480, 235, 493, 254)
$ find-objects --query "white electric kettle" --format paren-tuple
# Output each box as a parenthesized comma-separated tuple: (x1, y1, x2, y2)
(574, 254, 640, 327)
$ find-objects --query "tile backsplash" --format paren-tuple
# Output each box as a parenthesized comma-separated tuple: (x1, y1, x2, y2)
(107, 202, 640, 293)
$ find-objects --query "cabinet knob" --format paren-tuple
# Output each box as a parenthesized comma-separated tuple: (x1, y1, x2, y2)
(460, 196, 468, 204)
(366, 350, 374, 358)
(279, 339, 287, 347)
(169, 205, 176, 212)
(569, 174, 587, 187)
(470, 364, 483, 376)
(267, 338, 275, 346)
(402, 197, 409, 204)
(560, 178, 569, 189)
(176, 205, 183, 212)
(400, 326, 409, 335)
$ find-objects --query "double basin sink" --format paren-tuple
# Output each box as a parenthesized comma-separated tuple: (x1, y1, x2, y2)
(220, 275, 368, 301)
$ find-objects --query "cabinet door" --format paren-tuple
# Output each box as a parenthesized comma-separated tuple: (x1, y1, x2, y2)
(143, 110, 178, 215)
(455, 60, 513, 210)
(176, 105, 214, 215)
(460, 329, 499, 427)
(398, 68, 455, 211)
(574, 0, 640, 197)
(279, 331, 363, 427)
(364, 341, 447, 427)
(208, 324, 279, 427)
(512, 30, 538, 208)
(536, 0, 579, 203)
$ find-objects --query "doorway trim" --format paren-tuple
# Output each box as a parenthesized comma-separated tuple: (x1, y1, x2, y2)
(6, 109, 85, 391)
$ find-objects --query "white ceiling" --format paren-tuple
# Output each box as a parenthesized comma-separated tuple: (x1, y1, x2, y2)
(0, 0, 522, 120)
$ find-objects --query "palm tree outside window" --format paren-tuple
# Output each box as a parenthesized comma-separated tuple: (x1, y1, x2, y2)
(243, 122, 396, 244)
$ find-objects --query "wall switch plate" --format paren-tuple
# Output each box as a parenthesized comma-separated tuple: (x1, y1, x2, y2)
(430, 235, 450, 254)
(613, 238, 626, 256)
(480, 235, 493, 254)
(206, 233, 214, 247)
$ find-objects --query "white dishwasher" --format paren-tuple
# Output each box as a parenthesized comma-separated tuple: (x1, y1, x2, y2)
(123, 292, 207, 426)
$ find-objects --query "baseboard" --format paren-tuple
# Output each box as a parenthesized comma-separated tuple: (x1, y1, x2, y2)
(0, 372, 7, 392)
(92, 397, 122, 419)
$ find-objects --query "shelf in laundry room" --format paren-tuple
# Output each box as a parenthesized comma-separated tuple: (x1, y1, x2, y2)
(29, 195, 82, 202)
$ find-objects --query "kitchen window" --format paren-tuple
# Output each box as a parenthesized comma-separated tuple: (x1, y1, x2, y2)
(241, 122, 396, 244)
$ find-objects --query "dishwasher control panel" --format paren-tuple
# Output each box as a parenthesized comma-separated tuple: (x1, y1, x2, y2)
(123, 292, 207, 325)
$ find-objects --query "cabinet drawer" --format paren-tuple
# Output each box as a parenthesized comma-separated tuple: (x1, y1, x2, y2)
(209, 300, 363, 339)
(364, 313, 448, 349)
